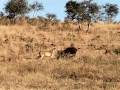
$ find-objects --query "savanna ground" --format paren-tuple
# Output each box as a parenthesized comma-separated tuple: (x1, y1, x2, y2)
(0, 23, 119, 90)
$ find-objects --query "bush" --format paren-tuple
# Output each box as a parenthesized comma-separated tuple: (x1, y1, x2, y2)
(113, 48, 120, 55)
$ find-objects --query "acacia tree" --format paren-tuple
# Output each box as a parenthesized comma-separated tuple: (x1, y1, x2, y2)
(46, 13, 59, 25)
(65, 1, 84, 31)
(30, 1, 43, 17)
(65, 1, 79, 20)
(5, 0, 29, 17)
(65, 0, 99, 32)
(83, 1, 99, 31)
(46, 13, 57, 21)
(104, 4, 119, 23)
(5, 0, 29, 23)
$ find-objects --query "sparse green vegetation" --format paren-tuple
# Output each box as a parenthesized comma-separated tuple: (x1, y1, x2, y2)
(113, 48, 120, 55)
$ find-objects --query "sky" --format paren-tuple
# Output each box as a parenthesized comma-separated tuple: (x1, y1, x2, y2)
(0, 0, 120, 21)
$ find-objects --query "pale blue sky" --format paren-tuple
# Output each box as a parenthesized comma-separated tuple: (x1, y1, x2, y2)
(0, 0, 120, 21)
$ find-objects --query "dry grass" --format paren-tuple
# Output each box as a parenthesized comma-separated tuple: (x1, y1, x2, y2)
(0, 24, 119, 90)
(94, 23, 120, 31)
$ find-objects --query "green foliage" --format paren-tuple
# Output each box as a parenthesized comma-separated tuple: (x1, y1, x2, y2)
(104, 4, 119, 22)
(5, 0, 29, 16)
(46, 13, 57, 21)
(65, 1, 80, 20)
(113, 48, 120, 55)
(65, 0, 100, 31)
(65, 0, 99, 22)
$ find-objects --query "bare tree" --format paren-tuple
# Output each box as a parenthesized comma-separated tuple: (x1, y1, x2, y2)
(30, 1, 43, 17)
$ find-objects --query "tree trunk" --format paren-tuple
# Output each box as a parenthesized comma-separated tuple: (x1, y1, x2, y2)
(86, 22, 90, 32)
(77, 22, 81, 33)
(107, 15, 112, 24)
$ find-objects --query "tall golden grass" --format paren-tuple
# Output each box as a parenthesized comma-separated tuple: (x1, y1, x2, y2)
(94, 23, 120, 30)
(0, 22, 119, 90)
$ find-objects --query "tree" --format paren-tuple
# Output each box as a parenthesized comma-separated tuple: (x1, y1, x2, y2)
(5, 0, 29, 17)
(0, 12, 4, 17)
(65, 1, 85, 31)
(65, 0, 100, 32)
(82, 1, 99, 31)
(65, 1, 80, 20)
(46, 13, 59, 25)
(104, 4, 119, 23)
(46, 13, 57, 21)
(30, 1, 43, 17)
